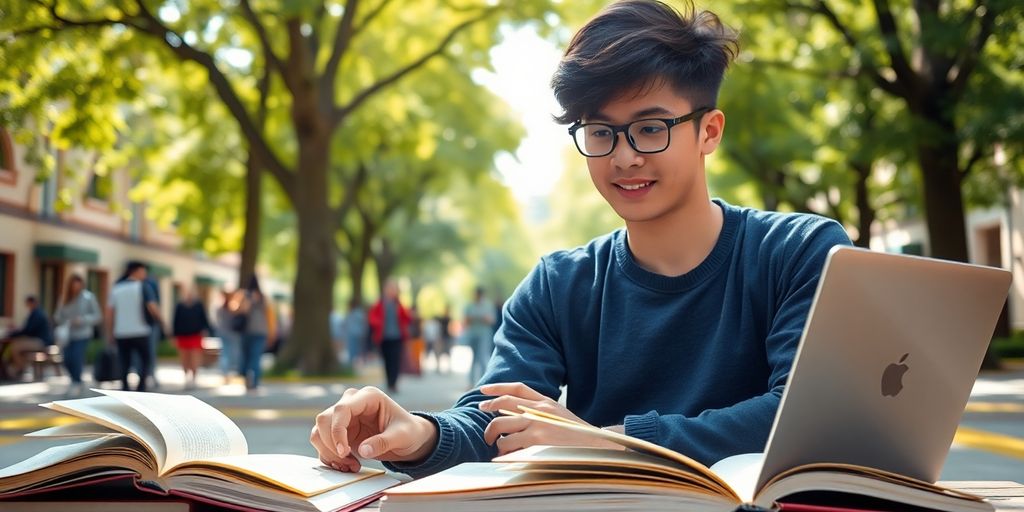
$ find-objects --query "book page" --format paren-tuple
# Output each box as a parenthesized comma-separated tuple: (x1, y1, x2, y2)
(169, 454, 386, 497)
(708, 452, 763, 502)
(495, 445, 726, 495)
(0, 436, 119, 479)
(504, 406, 739, 499)
(26, 422, 120, 438)
(754, 468, 994, 512)
(43, 395, 167, 468)
(97, 390, 247, 473)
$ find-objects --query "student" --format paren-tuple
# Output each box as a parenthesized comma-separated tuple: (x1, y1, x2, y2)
(311, 0, 851, 478)
(108, 261, 162, 392)
(2, 296, 53, 379)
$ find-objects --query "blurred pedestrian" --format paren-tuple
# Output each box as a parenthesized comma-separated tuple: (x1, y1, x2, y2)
(464, 286, 495, 386)
(173, 287, 211, 390)
(238, 275, 276, 392)
(435, 306, 453, 374)
(403, 306, 424, 376)
(53, 274, 101, 396)
(2, 296, 52, 380)
(215, 288, 242, 385)
(330, 307, 345, 364)
(368, 279, 411, 393)
(341, 299, 368, 370)
(108, 261, 162, 392)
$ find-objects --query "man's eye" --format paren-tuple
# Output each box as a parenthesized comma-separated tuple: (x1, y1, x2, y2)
(636, 124, 665, 135)
(589, 127, 612, 138)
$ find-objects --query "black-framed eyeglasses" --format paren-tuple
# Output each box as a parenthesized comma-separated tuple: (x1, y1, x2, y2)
(568, 106, 712, 158)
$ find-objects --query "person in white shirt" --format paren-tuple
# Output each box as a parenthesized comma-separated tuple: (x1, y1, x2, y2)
(106, 261, 163, 392)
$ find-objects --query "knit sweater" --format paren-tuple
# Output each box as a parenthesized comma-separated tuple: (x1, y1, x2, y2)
(387, 199, 852, 478)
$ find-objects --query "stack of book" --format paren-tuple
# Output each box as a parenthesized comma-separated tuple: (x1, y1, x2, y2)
(0, 389, 400, 511)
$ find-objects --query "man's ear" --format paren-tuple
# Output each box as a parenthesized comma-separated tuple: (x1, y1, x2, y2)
(699, 109, 725, 156)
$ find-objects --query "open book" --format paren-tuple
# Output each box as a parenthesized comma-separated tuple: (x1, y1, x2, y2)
(0, 390, 400, 512)
(380, 406, 993, 512)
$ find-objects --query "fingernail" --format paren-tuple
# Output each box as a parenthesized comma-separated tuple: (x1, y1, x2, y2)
(478, 400, 490, 409)
(336, 443, 347, 457)
(358, 444, 373, 458)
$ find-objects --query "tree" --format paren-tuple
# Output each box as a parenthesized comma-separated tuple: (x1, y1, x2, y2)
(3, 0, 565, 374)
(760, 0, 1024, 261)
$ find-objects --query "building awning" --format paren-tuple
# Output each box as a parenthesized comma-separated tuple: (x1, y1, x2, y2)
(34, 243, 99, 264)
(141, 261, 173, 279)
(195, 274, 225, 287)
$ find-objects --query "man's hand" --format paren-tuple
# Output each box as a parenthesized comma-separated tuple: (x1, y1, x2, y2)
(311, 386, 438, 472)
(478, 382, 625, 456)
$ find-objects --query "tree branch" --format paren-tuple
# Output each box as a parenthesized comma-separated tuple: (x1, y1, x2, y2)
(130, 0, 296, 200)
(786, 0, 903, 97)
(334, 163, 369, 219)
(871, 0, 918, 90)
(322, 0, 361, 98)
(332, 6, 499, 125)
(961, 144, 985, 180)
(238, 0, 294, 93)
(352, 0, 395, 38)
(950, 0, 996, 99)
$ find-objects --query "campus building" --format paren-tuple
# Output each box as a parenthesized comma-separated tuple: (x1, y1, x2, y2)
(0, 126, 249, 329)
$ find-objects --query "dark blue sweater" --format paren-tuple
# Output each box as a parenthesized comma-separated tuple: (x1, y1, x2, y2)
(389, 200, 851, 478)
(11, 307, 53, 346)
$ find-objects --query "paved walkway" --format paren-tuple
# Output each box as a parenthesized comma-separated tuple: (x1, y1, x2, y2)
(1, 349, 1022, 480)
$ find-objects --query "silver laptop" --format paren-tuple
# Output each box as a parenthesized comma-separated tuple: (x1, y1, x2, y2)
(756, 245, 1011, 489)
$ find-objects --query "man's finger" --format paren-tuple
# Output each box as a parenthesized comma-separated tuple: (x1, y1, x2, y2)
(483, 415, 531, 445)
(310, 425, 348, 469)
(479, 394, 537, 414)
(329, 387, 384, 457)
(479, 382, 547, 401)
(495, 431, 534, 457)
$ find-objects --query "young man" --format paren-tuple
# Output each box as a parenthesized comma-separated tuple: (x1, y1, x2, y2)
(108, 261, 163, 392)
(310, 0, 851, 478)
(2, 296, 53, 379)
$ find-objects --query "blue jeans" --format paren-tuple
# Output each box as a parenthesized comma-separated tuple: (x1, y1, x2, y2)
(218, 331, 241, 376)
(240, 334, 266, 388)
(130, 327, 160, 385)
(63, 338, 90, 384)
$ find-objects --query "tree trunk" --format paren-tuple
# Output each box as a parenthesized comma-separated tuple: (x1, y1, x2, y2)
(348, 227, 373, 306)
(374, 237, 397, 292)
(238, 150, 262, 290)
(917, 144, 969, 262)
(853, 161, 875, 248)
(279, 132, 339, 375)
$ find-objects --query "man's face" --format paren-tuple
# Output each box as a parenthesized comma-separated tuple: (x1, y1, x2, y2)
(581, 81, 720, 225)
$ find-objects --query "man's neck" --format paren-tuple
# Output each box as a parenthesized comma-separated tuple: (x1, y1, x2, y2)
(624, 199, 724, 277)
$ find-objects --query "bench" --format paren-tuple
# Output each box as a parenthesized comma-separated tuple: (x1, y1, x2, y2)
(29, 345, 63, 381)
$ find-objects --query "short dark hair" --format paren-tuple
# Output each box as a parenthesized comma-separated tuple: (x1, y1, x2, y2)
(550, 0, 739, 125)
(25, 295, 37, 305)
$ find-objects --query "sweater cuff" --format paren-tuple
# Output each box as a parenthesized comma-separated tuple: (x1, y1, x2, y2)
(382, 412, 455, 477)
(624, 410, 660, 445)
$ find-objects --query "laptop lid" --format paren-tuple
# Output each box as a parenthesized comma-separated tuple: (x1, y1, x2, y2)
(756, 246, 1011, 489)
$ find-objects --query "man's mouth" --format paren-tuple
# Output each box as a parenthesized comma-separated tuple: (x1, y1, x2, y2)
(616, 181, 655, 190)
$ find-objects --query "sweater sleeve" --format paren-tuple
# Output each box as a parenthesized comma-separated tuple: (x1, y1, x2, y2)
(384, 259, 565, 478)
(623, 220, 852, 465)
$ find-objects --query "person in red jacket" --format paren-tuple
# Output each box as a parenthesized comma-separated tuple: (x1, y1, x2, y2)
(368, 279, 411, 393)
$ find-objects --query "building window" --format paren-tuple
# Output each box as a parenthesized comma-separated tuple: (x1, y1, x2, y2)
(86, 171, 112, 202)
(0, 127, 15, 185)
(0, 253, 13, 318)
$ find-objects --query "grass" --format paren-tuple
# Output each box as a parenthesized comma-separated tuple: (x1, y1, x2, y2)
(993, 332, 1024, 359)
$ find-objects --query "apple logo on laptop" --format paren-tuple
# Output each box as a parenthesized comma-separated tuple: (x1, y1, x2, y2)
(881, 353, 910, 397)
